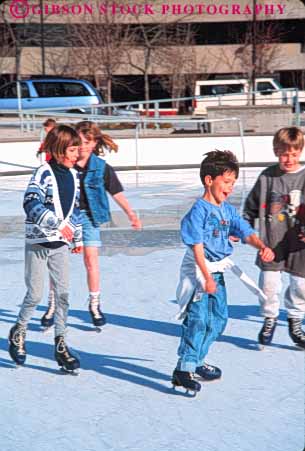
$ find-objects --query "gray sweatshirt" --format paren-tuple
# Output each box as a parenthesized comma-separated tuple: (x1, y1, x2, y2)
(243, 164, 305, 277)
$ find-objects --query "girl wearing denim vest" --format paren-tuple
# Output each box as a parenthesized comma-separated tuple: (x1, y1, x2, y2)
(40, 121, 141, 329)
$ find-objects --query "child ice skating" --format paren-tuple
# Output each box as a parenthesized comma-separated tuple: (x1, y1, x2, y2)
(8, 125, 83, 374)
(243, 126, 305, 349)
(37, 118, 57, 163)
(172, 151, 274, 394)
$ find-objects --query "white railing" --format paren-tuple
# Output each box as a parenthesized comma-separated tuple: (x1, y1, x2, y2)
(0, 115, 246, 165)
(0, 88, 301, 131)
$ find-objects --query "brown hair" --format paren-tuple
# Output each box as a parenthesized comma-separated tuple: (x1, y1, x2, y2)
(43, 125, 81, 158)
(273, 127, 304, 155)
(43, 118, 57, 128)
(75, 121, 118, 155)
(200, 150, 239, 185)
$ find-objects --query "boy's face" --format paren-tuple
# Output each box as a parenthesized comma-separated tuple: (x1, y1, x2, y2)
(275, 146, 302, 173)
(56, 146, 79, 168)
(204, 170, 236, 206)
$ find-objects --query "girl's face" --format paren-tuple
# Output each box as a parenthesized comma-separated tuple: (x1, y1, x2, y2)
(56, 145, 79, 168)
(78, 132, 97, 160)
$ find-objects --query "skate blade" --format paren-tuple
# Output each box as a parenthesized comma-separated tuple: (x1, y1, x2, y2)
(172, 384, 199, 397)
(13, 363, 25, 369)
(258, 341, 274, 350)
(193, 376, 221, 383)
(9, 353, 26, 367)
(94, 327, 102, 333)
(59, 367, 79, 376)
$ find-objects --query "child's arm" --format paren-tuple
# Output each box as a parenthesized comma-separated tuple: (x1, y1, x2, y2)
(104, 164, 142, 229)
(245, 233, 274, 262)
(112, 192, 142, 230)
(229, 206, 274, 262)
(181, 202, 216, 293)
(193, 243, 217, 294)
(23, 169, 62, 230)
(69, 175, 83, 248)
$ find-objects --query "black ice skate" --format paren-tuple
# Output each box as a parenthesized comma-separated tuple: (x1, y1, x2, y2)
(195, 363, 222, 382)
(8, 324, 26, 366)
(54, 336, 80, 375)
(258, 317, 277, 349)
(172, 369, 201, 396)
(41, 291, 55, 330)
(288, 318, 305, 349)
(88, 295, 106, 331)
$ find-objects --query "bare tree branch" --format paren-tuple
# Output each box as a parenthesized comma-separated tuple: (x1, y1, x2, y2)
(64, 0, 137, 106)
(234, 21, 286, 77)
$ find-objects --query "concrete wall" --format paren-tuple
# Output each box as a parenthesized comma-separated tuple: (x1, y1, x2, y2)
(208, 105, 293, 134)
(0, 135, 277, 175)
(3, 42, 305, 76)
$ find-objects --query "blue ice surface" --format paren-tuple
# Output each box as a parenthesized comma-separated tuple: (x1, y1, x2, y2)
(0, 170, 303, 451)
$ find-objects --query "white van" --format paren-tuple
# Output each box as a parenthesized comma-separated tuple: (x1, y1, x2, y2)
(193, 77, 303, 115)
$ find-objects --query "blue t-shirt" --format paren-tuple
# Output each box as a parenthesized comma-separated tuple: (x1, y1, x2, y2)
(181, 198, 254, 262)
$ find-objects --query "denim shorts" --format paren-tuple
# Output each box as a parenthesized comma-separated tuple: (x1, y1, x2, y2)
(80, 210, 102, 247)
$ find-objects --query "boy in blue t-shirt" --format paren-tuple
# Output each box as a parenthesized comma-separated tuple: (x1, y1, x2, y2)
(172, 150, 274, 394)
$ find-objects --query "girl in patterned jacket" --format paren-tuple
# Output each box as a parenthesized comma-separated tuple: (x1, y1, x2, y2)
(8, 125, 83, 374)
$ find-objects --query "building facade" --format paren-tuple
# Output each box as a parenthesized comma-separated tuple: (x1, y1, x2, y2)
(1, 0, 305, 101)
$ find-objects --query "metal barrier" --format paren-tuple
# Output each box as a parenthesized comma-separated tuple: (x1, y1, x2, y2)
(0, 112, 246, 213)
(0, 88, 301, 132)
(0, 115, 247, 207)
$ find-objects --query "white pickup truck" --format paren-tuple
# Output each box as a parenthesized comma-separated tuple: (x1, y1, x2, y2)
(193, 77, 305, 115)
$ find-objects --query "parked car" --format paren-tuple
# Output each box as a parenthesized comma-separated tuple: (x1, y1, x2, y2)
(193, 77, 305, 115)
(0, 78, 140, 118)
(0, 78, 103, 113)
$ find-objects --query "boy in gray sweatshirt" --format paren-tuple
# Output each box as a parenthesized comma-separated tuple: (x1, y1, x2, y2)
(243, 126, 305, 348)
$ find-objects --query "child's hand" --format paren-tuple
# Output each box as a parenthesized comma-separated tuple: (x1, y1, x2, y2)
(60, 225, 74, 242)
(129, 214, 142, 230)
(259, 246, 274, 262)
(204, 276, 217, 294)
(71, 246, 83, 254)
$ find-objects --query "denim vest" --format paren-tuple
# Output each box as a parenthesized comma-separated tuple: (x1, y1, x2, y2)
(83, 153, 110, 226)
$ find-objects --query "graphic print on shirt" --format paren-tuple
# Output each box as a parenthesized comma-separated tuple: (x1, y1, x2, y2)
(207, 213, 230, 238)
(269, 190, 305, 228)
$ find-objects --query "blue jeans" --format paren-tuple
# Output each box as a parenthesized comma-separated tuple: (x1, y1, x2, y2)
(17, 243, 70, 337)
(176, 273, 228, 372)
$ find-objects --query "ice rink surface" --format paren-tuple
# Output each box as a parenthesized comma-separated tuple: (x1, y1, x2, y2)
(0, 169, 303, 451)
